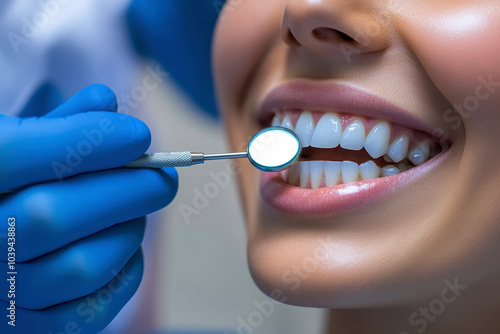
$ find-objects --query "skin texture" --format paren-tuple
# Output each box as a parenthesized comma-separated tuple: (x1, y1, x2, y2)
(213, 1, 500, 333)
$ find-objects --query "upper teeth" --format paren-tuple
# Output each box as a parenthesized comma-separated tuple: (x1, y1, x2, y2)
(280, 115, 294, 131)
(340, 119, 365, 151)
(310, 113, 342, 148)
(387, 134, 409, 163)
(274, 111, 433, 162)
(294, 111, 315, 147)
(408, 141, 430, 165)
(364, 121, 390, 158)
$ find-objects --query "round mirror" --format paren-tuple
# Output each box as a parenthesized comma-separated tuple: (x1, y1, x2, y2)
(247, 126, 301, 172)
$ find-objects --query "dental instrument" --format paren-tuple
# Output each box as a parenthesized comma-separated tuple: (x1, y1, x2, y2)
(124, 126, 301, 172)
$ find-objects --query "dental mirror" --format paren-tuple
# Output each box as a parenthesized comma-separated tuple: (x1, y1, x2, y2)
(124, 126, 302, 172)
(246, 126, 301, 171)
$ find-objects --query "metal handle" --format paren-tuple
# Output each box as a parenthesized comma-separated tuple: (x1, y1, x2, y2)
(123, 152, 195, 168)
(123, 151, 247, 168)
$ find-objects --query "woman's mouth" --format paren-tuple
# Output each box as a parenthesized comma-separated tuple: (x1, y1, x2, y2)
(258, 80, 451, 215)
(272, 110, 442, 189)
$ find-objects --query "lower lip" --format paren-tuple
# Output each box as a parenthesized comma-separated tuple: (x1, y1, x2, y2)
(259, 151, 449, 216)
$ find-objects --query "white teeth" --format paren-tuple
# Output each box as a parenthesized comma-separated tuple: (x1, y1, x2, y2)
(278, 112, 438, 188)
(288, 163, 300, 186)
(340, 120, 365, 151)
(287, 159, 407, 188)
(381, 165, 400, 177)
(310, 113, 342, 148)
(281, 115, 294, 131)
(309, 161, 324, 189)
(359, 160, 381, 180)
(324, 161, 342, 187)
(299, 161, 310, 188)
(408, 141, 430, 165)
(364, 121, 390, 158)
(341, 161, 359, 183)
(271, 114, 281, 127)
(277, 114, 435, 169)
(387, 134, 409, 163)
(294, 111, 315, 147)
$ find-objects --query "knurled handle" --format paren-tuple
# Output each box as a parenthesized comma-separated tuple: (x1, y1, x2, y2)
(123, 152, 193, 168)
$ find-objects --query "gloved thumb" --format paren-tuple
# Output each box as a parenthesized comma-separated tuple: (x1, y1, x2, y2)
(44, 84, 118, 118)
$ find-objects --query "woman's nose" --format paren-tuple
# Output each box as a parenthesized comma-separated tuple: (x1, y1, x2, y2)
(281, 0, 391, 58)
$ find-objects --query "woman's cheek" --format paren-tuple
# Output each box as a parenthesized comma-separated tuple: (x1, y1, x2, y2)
(213, 0, 285, 112)
(399, 6, 500, 130)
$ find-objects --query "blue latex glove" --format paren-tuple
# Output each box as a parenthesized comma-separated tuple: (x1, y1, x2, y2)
(127, 0, 225, 119)
(0, 84, 178, 333)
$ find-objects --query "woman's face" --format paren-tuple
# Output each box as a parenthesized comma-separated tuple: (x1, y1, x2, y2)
(213, 0, 500, 308)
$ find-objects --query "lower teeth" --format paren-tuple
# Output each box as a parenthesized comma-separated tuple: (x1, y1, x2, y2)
(283, 159, 416, 189)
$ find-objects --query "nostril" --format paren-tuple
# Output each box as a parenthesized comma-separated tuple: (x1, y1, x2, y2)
(337, 30, 354, 42)
(313, 27, 354, 42)
(286, 29, 301, 46)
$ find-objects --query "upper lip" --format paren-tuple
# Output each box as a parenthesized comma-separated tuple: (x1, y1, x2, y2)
(259, 79, 438, 135)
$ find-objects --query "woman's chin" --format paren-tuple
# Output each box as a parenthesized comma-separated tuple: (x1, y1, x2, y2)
(247, 234, 400, 309)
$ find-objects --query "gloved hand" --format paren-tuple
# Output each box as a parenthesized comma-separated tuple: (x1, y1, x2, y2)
(0, 84, 178, 333)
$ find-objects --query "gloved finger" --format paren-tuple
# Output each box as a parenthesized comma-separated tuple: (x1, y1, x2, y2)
(1, 248, 144, 334)
(44, 84, 118, 118)
(0, 111, 151, 192)
(0, 167, 177, 262)
(0, 217, 146, 310)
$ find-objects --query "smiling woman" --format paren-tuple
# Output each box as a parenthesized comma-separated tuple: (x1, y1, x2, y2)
(213, 0, 500, 333)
